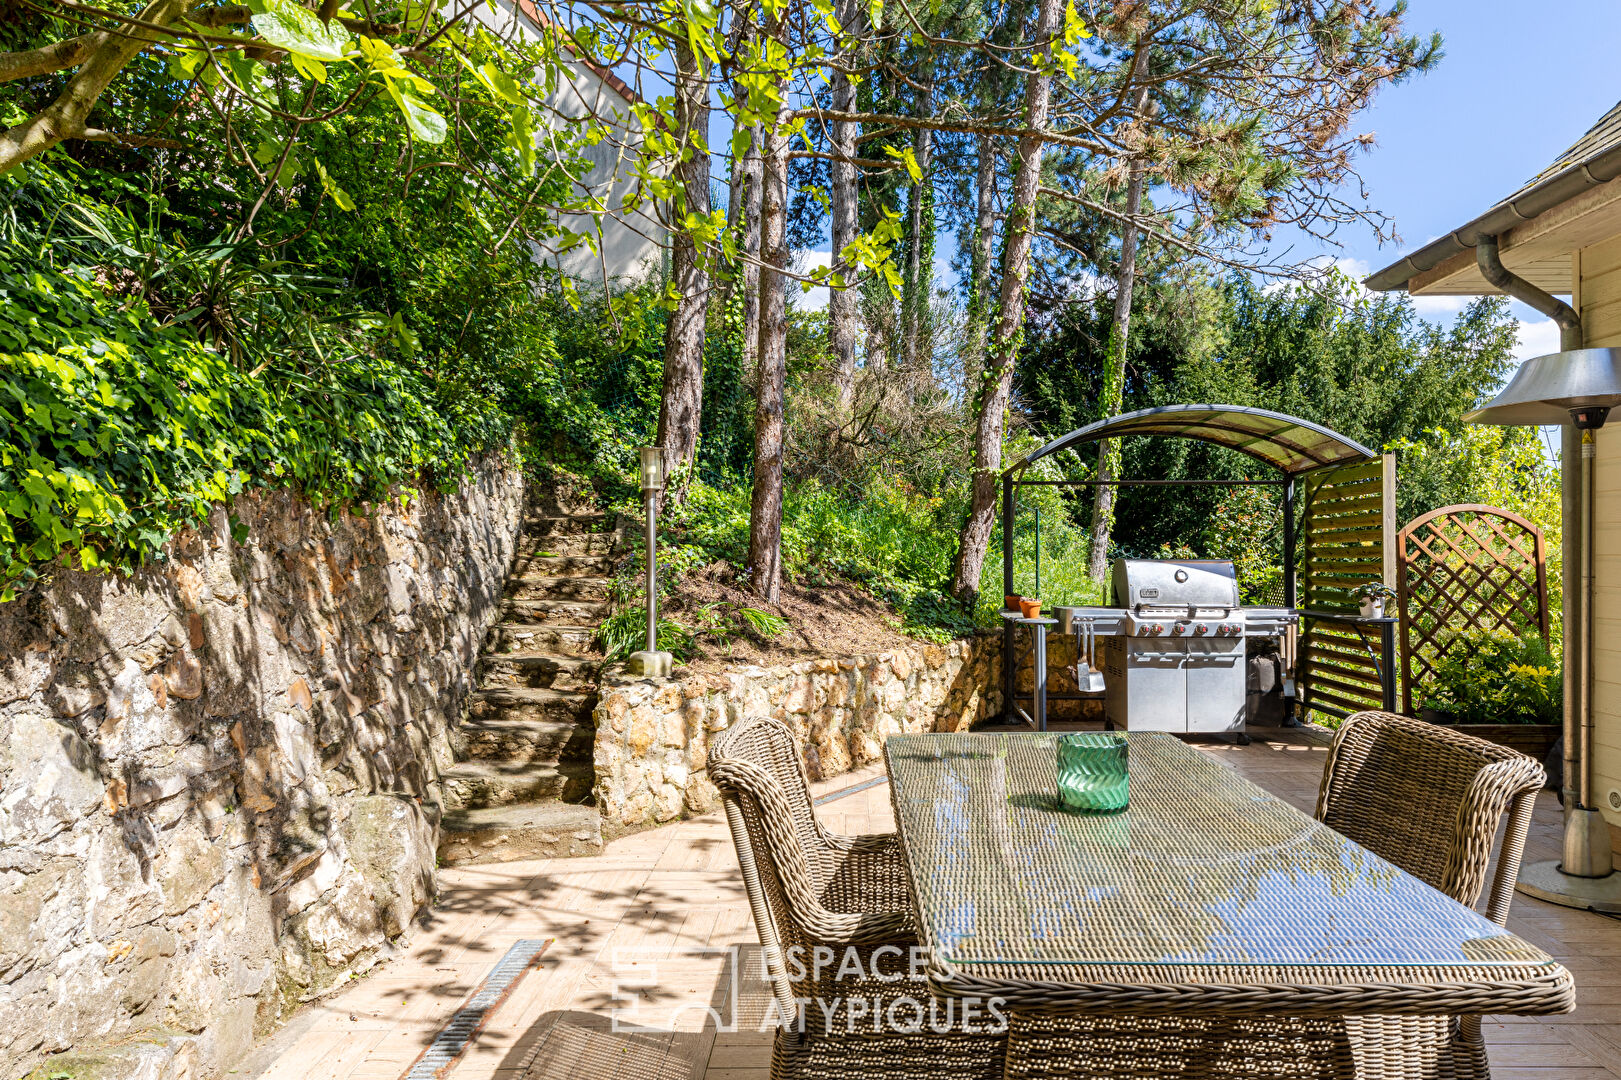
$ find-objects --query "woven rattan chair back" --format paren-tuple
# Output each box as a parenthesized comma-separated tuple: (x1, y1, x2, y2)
(1315, 710, 1544, 925)
(708, 716, 913, 1026)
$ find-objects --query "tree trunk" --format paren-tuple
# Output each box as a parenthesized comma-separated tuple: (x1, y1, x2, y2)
(827, 0, 864, 410)
(740, 125, 764, 376)
(0, 0, 190, 175)
(968, 134, 997, 362)
(900, 93, 933, 370)
(656, 39, 712, 498)
(948, 0, 1066, 604)
(749, 125, 791, 604)
(1087, 67, 1153, 581)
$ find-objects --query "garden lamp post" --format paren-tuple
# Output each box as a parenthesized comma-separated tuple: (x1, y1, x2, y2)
(1466, 346, 1621, 911)
(627, 446, 674, 678)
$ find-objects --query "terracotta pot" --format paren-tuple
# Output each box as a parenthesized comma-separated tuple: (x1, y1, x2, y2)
(1004, 594, 1023, 612)
(1019, 598, 1042, 619)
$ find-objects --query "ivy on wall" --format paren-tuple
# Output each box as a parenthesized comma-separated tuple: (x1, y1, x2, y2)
(0, 258, 509, 600)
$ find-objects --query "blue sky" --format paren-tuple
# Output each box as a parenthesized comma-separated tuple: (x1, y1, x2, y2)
(801, 0, 1621, 367)
(1277, 0, 1621, 364)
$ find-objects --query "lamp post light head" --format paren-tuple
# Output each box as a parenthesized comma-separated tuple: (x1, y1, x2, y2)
(639, 446, 668, 493)
(1464, 347, 1621, 427)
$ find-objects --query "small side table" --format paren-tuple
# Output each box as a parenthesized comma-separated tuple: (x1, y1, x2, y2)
(1001, 612, 1059, 731)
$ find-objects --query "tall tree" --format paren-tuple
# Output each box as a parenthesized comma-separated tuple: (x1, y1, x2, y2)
(827, 0, 865, 409)
(967, 134, 999, 358)
(739, 125, 765, 377)
(749, 121, 792, 602)
(900, 76, 935, 369)
(1085, 48, 1151, 580)
(949, 0, 1070, 602)
(656, 39, 714, 494)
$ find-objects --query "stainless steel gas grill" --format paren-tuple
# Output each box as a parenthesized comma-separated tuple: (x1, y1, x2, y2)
(1003, 557, 1297, 738)
(1097, 559, 1296, 737)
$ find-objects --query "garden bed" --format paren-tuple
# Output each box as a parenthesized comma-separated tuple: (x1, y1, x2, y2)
(1418, 710, 1560, 759)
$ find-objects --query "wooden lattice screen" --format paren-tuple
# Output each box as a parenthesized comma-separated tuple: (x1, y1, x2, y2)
(1298, 454, 1397, 721)
(1395, 503, 1549, 714)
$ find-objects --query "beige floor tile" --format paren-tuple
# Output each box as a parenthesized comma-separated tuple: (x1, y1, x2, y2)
(243, 728, 1620, 1080)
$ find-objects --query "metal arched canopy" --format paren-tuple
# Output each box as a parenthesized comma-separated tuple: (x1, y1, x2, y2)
(1006, 404, 1378, 479)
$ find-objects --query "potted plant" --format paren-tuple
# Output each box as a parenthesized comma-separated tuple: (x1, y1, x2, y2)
(1019, 596, 1043, 620)
(1418, 627, 1562, 758)
(1355, 581, 1397, 619)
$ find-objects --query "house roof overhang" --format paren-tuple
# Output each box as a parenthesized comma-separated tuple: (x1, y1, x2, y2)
(1365, 101, 1621, 296)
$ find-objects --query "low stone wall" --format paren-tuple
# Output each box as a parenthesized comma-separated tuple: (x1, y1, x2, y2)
(592, 637, 1001, 832)
(0, 459, 523, 1080)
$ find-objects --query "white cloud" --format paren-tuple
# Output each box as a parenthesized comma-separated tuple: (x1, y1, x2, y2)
(1409, 294, 1473, 320)
(791, 248, 831, 311)
(1513, 317, 1560, 363)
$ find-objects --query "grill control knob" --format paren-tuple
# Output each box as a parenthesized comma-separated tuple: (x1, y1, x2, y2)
(1170, 623, 1186, 636)
(1193, 623, 1209, 636)
(1226, 623, 1242, 636)
(1144, 623, 1165, 636)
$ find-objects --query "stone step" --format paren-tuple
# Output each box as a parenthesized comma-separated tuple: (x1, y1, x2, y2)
(527, 487, 601, 517)
(499, 598, 610, 625)
(487, 623, 597, 656)
(513, 553, 616, 578)
(440, 759, 594, 810)
(450, 715, 594, 764)
(480, 652, 598, 691)
(506, 575, 610, 602)
(467, 684, 598, 725)
(523, 512, 606, 537)
(520, 532, 615, 557)
(438, 802, 604, 865)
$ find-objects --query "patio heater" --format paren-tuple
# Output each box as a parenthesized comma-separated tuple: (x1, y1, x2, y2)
(1465, 346, 1621, 911)
(626, 446, 674, 678)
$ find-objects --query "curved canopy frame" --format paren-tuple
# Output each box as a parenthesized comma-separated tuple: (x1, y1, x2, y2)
(1008, 404, 1378, 479)
(996, 404, 1389, 731)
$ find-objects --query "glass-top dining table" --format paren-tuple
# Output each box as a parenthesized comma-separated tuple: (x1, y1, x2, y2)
(882, 731, 1573, 1074)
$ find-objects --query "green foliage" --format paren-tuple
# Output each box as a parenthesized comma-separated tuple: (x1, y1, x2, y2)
(0, 253, 509, 598)
(597, 605, 696, 661)
(1420, 627, 1561, 726)
(986, 448, 1105, 620)
(655, 474, 979, 640)
(1015, 271, 1528, 582)
(1200, 485, 1282, 602)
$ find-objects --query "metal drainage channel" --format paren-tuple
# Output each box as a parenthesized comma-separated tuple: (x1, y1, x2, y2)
(813, 774, 888, 806)
(399, 939, 552, 1080)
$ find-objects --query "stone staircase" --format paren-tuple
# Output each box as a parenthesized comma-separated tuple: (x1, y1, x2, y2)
(437, 490, 614, 865)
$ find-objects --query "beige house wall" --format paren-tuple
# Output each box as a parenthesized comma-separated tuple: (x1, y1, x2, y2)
(1576, 233, 1621, 842)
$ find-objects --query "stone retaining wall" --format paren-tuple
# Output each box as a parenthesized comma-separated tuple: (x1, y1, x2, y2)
(592, 636, 1001, 833)
(0, 458, 524, 1080)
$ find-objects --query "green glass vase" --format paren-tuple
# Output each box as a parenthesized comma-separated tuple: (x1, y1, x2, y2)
(1055, 732, 1129, 813)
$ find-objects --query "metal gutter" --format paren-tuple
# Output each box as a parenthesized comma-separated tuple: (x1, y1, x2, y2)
(1364, 143, 1621, 293)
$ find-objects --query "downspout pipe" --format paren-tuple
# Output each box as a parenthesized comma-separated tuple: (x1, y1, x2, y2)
(1478, 236, 1612, 878)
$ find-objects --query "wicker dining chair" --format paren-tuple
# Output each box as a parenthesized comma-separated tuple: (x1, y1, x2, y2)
(708, 715, 1005, 1080)
(1314, 709, 1547, 1079)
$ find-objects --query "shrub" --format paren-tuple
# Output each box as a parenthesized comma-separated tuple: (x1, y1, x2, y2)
(1419, 626, 1561, 725)
(0, 257, 510, 599)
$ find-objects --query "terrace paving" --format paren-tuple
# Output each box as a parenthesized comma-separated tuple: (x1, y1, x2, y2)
(240, 725, 1621, 1080)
